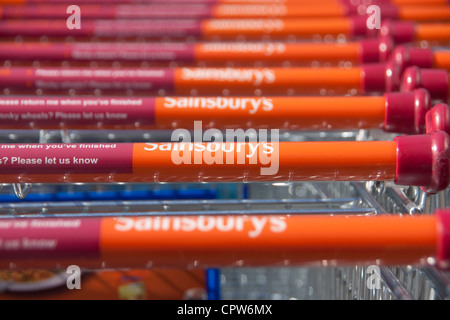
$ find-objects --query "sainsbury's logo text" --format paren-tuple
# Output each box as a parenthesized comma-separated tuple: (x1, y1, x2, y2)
(163, 97, 273, 114)
(114, 216, 287, 238)
(180, 68, 275, 86)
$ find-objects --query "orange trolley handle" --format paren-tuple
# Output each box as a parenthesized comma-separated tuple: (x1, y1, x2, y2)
(0, 16, 376, 40)
(381, 20, 450, 45)
(387, 45, 450, 72)
(0, 62, 406, 95)
(0, 38, 390, 65)
(0, 132, 447, 193)
(0, 209, 449, 269)
(0, 89, 434, 134)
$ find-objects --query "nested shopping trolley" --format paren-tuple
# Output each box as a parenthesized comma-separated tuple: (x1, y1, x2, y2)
(1, 0, 450, 301)
(0, 125, 448, 300)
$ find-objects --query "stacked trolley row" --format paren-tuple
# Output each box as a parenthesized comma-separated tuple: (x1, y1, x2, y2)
(0, 0, 449, 300)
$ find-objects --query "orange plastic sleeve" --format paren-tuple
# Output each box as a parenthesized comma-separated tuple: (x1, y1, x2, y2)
(99, 215, 437, 267)
(392, 0, 448, 4)
(153, 96, 386, 129)
(131, 141, 396, 182)
(193, 42, 360, 62)
(433, 51, 450, 69)
(211, 4, 346, 18)
(173, 67, 362, 95)
(0, 0, 24, 4)
(201, 18, 351, 39)
(398, 6, 450, 21)
(415, 23, 450, 41)
(0, 141, 396, 183)
(0, 95, 384, 130)
(219, 0, 340, 4)
(0, 214, 438, 268)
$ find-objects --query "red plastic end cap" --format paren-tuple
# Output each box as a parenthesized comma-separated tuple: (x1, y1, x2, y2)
(380, 20, 415, 44)
(340, 0, 358, 16)
(359, 38, 383, 63)
(392, 45, 433, 74)
(401, 66, 449, 103)
(361, 63, 388, 94)
(377, 35, 394, 62)
(426, 103, 450, 135)
(395, 131, 450, 194)
(350, 16, 377, 39)
(384, 88, 431, 134)
(377, 4, 399, 20)
(385, 58, 402, 92)
(436, 209, 450, 270)
(405, 47, 434, 69)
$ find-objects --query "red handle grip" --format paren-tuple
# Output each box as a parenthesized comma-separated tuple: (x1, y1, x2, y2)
(426, 103, 450, 135)
(395, 131, 450, 194)
(401, 66, 449, 103)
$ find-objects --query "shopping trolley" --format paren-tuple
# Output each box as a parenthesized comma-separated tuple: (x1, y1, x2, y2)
(0, 0, 450, 301)
(0, 126, 448, 300)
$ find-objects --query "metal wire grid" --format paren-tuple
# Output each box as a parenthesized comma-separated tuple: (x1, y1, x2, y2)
(220, 184, 450, 300)
(219, 266, 400, 300)
(0, 128, 448, 300)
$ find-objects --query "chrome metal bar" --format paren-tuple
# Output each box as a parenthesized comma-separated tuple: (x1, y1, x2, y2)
(380, 267, 414, 300)
(351, 182, 387, 214)
(418, 267, 450, 300)
(0, 208, 376, 219)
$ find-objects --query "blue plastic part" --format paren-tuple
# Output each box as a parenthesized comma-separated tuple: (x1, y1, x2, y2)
(119, 190, 152, 200)
(87, 191, 119, 200)
(204, 190, 218, 199)
(151, 189, 176, 199)
(55, 191, 87, 201)
(176, 189, 217, 199)
(0, 186, 220, 202)
(0, 194, 22, 202)
(242, 183, 249, 199)
(206, 268, 221, 300)
(22, 193, 54, 202)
